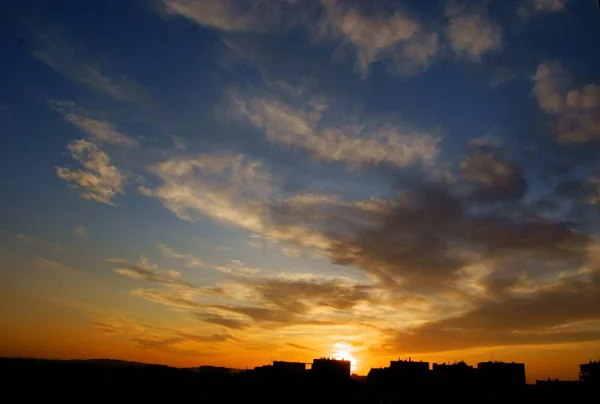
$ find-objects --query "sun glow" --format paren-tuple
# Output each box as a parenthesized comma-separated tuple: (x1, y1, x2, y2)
(331, 342, 357, 372)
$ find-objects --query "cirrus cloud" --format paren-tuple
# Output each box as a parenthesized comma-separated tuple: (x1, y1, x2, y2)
(56, 140, 126, 205)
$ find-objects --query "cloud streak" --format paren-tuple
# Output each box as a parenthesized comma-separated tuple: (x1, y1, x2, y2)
(31, 30, 149, 105)
(56, 140, 126, 205)
(236, 97, 440, 169)
(52, 101, 139, 147)
(111, 256, 195, 288)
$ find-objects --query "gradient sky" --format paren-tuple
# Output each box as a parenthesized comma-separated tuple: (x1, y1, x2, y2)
(2, 0, 600, 381)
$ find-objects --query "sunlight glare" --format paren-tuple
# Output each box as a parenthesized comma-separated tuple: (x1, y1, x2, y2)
(331, 342, 357, 373)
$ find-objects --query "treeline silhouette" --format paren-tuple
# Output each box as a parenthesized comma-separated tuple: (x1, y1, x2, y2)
(1, 357, 598, 403)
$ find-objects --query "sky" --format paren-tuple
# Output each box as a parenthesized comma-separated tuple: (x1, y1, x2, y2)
(1, 0, 600, 381)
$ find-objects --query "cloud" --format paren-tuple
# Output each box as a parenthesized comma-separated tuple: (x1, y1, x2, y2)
(533, 61, 568, 114)
(56, 140, 126, 205)
(13, 233, 64, 252)
(159, 0, 301, 33)
(384, 268, 600, 353)
(287, 342, 315, 351)
(52, 101, 139, 146)
(518, 0, 570, 20)
(319, 0, 439, 75)
(120, 253, 373, 330)
(190, 275, 380, 331)
(150, 152, 274, 230)
(445, 3, 502, 63)
(31, 30, 149, 105)
(137, 185, 153, 196)
(253, 278, 373, 314)
(459, 144, 528, 202)
(236, 97, 439, 169)
(534, 0, 569, 12)
(195, 313, 251, 330)
(533, 61, 600, 142)
(91, 312, 231, 355)
(111, 256, 195, 288)
(130, 287, 224, 309)
(147, 147, 591, 310)
(133, 140, 599, 353)
(156, 243, 203, 268)
(126, 256, 380, 329)
(325, 184, 590, 295)
(33, 257, 75, 273)
(149, 152, 336, 253)
(148, 151, 390, 256)
(73, 226, 87, 239)
(212, 259, 262, 276)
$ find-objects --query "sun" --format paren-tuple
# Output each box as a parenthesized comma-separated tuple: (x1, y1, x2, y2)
(331, 342, 358, 373)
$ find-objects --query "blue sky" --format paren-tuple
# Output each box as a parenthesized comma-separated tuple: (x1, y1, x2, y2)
(2, 0, 600, 379)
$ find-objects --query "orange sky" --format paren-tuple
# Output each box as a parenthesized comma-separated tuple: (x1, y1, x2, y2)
(1, 267, 598, 382)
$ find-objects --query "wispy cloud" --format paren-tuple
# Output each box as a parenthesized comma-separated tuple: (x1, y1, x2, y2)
(156, 243, 203, 268)
(195, 313, 251, 330)
(130, 287, 223, 309)
(110, 256, 195, 288)
(287, 342, 315, 351)
(236, 97, 440, 169)
(33, 257, 75, 273)
(56, 139, 126, 205)
(520, 0, 570, 19)
(91, 312, 231, 355)
(13, 233, 64, 252)
(147, 152, 338, 254)
(158, 0, 301, 33)
(31, 30, 149, 105)
(52, 101, 139, 147)
(534, 0, 569, 11)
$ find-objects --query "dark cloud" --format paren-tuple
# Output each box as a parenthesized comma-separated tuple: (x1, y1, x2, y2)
(384, 272, 600, 353)
(554, 178, 597, 202)
(210, 305, 296, 324)
(195, 313, 251, 330)
(287, 342, 315, 351)
(459, 144, 528, 202)
(132, 331, 232, 351)
(255, 279, 373, 312)
(207, 303, 343, 328)
(268, 182, 591, 295)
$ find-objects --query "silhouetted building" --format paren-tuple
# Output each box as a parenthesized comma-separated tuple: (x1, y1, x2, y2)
(311, 358, 351, 379)
(580, 360, 600, 386)
(536, 378, 580, 386)
(388, 357, 429, 386)
(252, 364, 274, 376)
(390, 357, 428, 374)
(477, 361, 526, 388)
(367, 358, 430, 390)
(273, 361, 306, 376)
(432, 361, 476, 387)
(366, 367, 387, 388)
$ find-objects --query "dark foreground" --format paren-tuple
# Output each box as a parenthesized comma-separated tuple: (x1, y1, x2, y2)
(1, 358, 596, 403)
